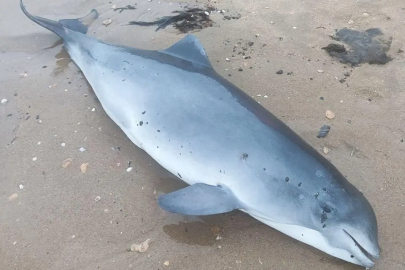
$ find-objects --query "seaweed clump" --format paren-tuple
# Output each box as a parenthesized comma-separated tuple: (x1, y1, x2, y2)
(128, 7, 216, 33)
(322, 28, 392, 66)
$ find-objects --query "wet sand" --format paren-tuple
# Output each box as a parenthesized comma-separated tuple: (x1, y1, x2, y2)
(1, 0, 405, 269)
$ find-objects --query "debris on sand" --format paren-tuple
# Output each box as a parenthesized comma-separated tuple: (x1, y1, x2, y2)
(62, 158, 73, 168)
(322, 28, 392, 65)
(9, 193, 18, 201)
(80, 163, 89, 173)
(317, 125, 330, 138)
(114, 4, 136, 13)
(130, 239, 150, 252)
(103, 19, 112, 26)
(325, 110, 335, 119)
(128, 7, 215, 33)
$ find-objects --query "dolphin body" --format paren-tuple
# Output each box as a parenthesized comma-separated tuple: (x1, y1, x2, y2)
(21, 1, 380, 267)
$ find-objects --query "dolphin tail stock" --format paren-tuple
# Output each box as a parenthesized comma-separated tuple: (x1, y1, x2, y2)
(20, 0, 98, 37)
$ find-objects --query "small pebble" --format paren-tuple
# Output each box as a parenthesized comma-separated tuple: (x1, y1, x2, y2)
(276, 70, 283, 75)
(32, 157, 37, 161)
(91, 108, 95, 112)
(1, 99, 8, 104)
(103, 19, 112, 26)
(8, 193, 18, 201)
(62, 158, 73, 168)
(80, 163, 89, 173)
(95, 196, 101, 202)
(325, 110, 335, 119)
(317, 125, 330, 138)
(61, 143, 66, 147)
(164, 261, 170, 266)
(19, 184, 24, 189)
(127, 167, 133, 172)
(225, 58, 230, 61)
(323, 147, 331, 154)
(317, 69, 324, 73)
(79, 147, 86, 152)
(130, 239, 150, 252)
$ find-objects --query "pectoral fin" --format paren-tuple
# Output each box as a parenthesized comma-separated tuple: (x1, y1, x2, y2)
(158, 183, 239, 216)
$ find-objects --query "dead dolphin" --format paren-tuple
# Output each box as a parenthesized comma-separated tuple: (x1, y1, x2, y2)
(20, 1, 380, 267)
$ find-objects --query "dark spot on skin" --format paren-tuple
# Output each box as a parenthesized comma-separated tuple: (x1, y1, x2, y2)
(322, 205, 332, 213)
(178, 173, 182, 178)
(142, 111, 146, 114)
(146, 122, 148, 124)
(157, 130, 160, 132)
(351, 255, 354, 258)
(323, 188, 327, 191)
(139, 121, 143, 126)
(157, 146, 159, 148)
(321, 213, 327, 223)
(323, 224, 326, 228)
(241, 153, 249, 160)
(314, 192, 319, 198)
(298, 182, 302, 187)
(285, 177, 289, 182)
(181, 146, 183, 148)
(263, 168, 266, 171)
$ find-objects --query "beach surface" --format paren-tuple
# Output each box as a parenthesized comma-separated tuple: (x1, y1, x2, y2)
(1, 0, 404, 269)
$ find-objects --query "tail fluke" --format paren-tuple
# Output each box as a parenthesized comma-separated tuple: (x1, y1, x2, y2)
(20, 0, 98, 37)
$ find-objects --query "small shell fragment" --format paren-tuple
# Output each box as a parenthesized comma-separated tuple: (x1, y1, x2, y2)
(19, 72, 28, 78)
(325, 110, 335, 119)
(103, 19, 112, 26)
(95, 196, 101, 202)
(164, 261, 170, 266)
(1, 99, 8, 104)
(80, 163, 89, 173)
(9, 193, 18, 201)
(323, 147, 331, 154)
(130, 239, 150, 252)
(62, 158, 73, 168)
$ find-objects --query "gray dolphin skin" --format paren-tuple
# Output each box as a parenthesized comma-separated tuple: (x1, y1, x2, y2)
(21, 1, 380, 267)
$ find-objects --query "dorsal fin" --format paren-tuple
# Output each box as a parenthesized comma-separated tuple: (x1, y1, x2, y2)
(161, 35, 212, 68)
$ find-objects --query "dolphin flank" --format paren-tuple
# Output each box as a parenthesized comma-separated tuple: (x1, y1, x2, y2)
(20, 0, 380, 267)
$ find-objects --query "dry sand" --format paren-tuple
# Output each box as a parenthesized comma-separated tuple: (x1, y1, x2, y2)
(1, 0, 405, 269)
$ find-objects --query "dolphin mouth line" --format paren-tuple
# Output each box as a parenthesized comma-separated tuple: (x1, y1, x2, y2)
(343, 229, 376, 263)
